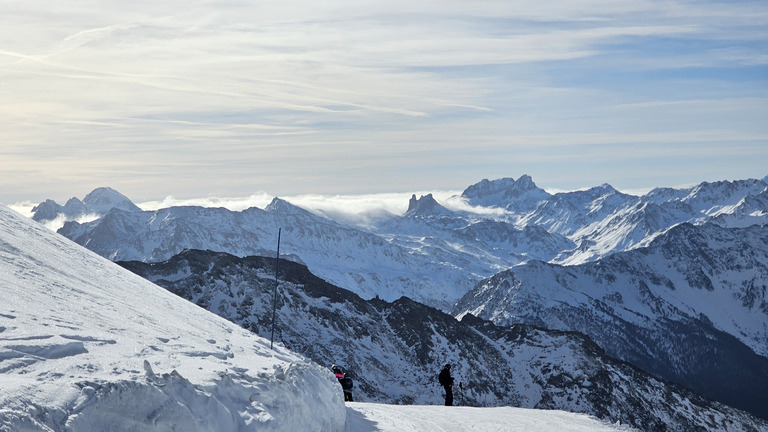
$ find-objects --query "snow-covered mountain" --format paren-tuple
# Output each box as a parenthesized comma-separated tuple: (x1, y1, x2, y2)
(0, 204, 346, 431)
(26, 176, 768, 422)
(461, 175, 550, 213)
(453, 221, 768, 419)
(522, 178, 768, 265)
(118, 249, 768, 432)
(2, 202, 647, 432)
(53, 198, 479, 311)
(34, 176, 768, 310)
(31, 187, 141, 222)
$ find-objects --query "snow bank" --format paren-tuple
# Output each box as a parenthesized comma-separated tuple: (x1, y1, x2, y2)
(0, 204, 346, 432)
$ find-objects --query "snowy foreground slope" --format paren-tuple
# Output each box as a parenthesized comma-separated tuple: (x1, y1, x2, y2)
(342, 403, 638, 432)
(0, 204, 345, 431)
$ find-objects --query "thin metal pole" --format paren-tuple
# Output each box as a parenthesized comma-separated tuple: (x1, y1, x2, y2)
(270, 227, 281, 350)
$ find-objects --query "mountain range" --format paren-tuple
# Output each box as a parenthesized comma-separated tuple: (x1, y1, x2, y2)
(38, 177, 768, 311)
(453, 222, 768, 417)
(117, 249, 767, 432)
(27, 175, 768, 422)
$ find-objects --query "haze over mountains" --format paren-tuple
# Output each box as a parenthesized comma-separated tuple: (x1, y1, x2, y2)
(19, 174, 768, 428)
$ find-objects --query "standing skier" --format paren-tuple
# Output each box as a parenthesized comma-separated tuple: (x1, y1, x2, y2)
(438, 364, 454, 406)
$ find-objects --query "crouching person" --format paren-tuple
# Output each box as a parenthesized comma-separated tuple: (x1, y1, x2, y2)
(332, 364, 354, 402)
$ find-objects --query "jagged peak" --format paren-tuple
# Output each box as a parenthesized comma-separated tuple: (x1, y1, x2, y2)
(595, 183, 618, 193)
(31, 199, 60, 213)
(264, 197, 315, 217)
(647, 178, 767, 204)
(461, 175, 550, 208)
(404, 193, 450, 217)
(264, 197, 292, 212)
(462, 177, 514, 199)
(30, 199, 64, 222)
(467, 175, 543, 194)
(514, 174, 537, 190)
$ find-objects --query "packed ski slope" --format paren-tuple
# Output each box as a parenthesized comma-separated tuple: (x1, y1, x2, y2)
(0, 203, 637, 431)
(343, 403, 638, 432)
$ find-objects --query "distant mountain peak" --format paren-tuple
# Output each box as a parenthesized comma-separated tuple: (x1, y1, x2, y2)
(265, 197, 288, 212)
(31, 186, 139, 222)
(595, 183, 618, 193)
(30, 199, 65, 222)
(265, 197, 310, 215)
(515, 174, 536, 190)
(82, 187, 140, 214)
(461, 175, 550, 209)
(405, 193, 449, 216)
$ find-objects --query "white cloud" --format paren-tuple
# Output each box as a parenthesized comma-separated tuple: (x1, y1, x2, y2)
(1, 0, 766, 204)
(136, 190, 464, 229)
(138, 192, 276, 212)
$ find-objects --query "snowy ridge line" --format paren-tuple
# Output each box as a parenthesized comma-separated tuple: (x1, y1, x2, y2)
(0, 203, 346, 432)
(27, 176, 768, 312)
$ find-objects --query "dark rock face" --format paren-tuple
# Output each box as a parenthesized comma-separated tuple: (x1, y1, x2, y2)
(119, 249, 767, 432)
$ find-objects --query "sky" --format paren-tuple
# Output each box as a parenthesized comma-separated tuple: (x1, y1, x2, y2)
(1, 0, 767, 206)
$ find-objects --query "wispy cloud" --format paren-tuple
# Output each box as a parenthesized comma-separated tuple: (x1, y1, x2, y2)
(1, 0, 766, 204)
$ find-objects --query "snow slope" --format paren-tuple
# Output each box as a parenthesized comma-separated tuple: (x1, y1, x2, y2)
(0, 204, 345, 432)
(343, 403, 638, 432)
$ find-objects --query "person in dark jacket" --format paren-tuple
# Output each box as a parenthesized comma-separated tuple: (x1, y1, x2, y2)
(438, 364, 454, 406)
(332, 365, 354, 401)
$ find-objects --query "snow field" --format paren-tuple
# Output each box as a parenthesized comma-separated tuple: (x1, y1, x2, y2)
(343, 403, 639, 432)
